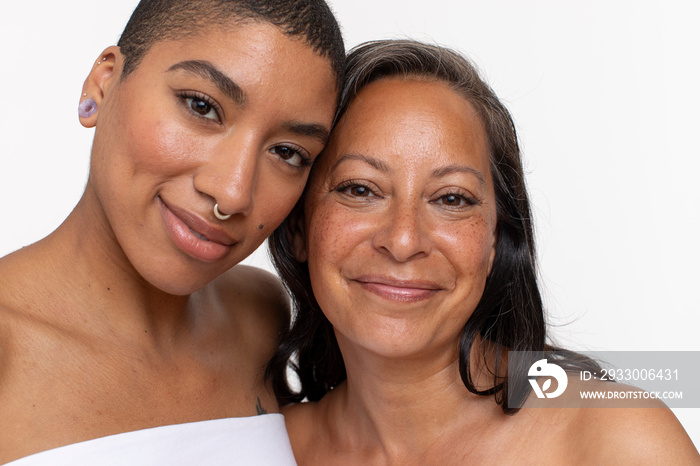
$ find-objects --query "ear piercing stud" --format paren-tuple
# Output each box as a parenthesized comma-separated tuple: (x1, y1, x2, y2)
(214, 203, 232, 221)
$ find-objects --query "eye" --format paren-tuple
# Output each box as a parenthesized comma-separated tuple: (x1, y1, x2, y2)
(335, 180, 377, 198)
(441, 194, 465, 206)
(432, 191, 478, 208)
(270, 145, 311, 168)
(348, 185, 371, 197)
(186, 97, 217, 120)
(178, 91, 221, 122)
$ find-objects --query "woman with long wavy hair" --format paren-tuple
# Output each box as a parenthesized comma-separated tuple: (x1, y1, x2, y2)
(268, 40, 698, 464)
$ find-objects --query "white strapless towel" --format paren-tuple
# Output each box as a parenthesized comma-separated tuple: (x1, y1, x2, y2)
(6, 414, 296, 465)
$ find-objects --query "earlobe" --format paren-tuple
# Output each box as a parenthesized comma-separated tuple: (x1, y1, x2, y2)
(78, 46, 122, 128)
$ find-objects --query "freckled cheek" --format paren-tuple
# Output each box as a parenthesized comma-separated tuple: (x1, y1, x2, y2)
(306, 208, 340, 265)
(305, 204, 370, 268)
(434, 219, 496, 273)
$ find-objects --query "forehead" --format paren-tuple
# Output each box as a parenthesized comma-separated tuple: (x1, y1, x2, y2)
(123, 21, 337, 115)
(138, 22, 316, 73)
(322, 77, 490, 173)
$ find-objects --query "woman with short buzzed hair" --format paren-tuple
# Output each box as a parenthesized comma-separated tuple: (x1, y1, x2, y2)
(0, 1, 343, 463)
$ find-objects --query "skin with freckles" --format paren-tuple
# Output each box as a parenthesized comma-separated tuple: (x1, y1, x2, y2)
(301, 77, 497, 362)
(282, 77, 699, 465)
(0, 22, 337, 463)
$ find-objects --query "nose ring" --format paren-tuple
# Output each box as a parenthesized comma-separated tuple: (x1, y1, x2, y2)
(213, 203, 232, 221)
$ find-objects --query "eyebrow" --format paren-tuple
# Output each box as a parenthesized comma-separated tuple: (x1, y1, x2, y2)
(167, 60, 330, 144)
(167, 60, 246, 106)
(332, 154, 391, 172)
(332, 154, 486, 185)
(283, 122, 330, 145)
(431, 164, 486, 187)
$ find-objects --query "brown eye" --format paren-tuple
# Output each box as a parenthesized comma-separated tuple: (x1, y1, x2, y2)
(432, 191, 478, 208)
(190, 99, 212, 115)
(334, 181, 377, 199)
(350, 186, 370, 197)
(270, 145, 310, 168)
(180, 93, 220, 121)
(442, 194, 463, 206)
(187, 98, 216, 119)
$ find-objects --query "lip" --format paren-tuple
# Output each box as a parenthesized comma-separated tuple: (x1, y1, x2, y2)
(158, 197, 238, 262)
(352, 274, 443, 303)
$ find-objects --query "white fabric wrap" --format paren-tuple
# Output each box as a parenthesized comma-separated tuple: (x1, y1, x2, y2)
(7, 414, 296, 465)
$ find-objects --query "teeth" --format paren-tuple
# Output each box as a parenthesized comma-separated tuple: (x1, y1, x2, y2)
(190, 228, 209, 241)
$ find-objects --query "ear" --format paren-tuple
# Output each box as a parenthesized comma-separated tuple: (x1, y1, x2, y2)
(487, 228, 498, 276)
(286, 203, 308, 263)
(78, 46, 122, 128)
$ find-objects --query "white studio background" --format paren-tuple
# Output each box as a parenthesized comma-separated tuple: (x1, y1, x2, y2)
(1, 0, 698, 444)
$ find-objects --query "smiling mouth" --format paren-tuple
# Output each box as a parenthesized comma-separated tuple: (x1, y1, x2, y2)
(353, 276, 443, 303)
(158, 197, 237, 262)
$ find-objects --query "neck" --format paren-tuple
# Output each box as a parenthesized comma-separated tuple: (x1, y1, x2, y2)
(321, 341, 501, 461)
(24, 186, 196, 341)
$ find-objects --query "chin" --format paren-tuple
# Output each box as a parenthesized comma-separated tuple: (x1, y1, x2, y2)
(133, 259, 224, 297)
(340, 325, 454, 362)
(145, 274, 211, 297)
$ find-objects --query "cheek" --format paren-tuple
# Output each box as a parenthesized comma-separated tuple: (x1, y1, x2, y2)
(304, 208, 361, 338)
(435, 216, 496, 277)
(100, 89, 206, 177)
(256, 184, 306, 240)
(305, 202, 343, 268)
(124, 119, 208, 176)
(304, 199, 363, 311)
(305, 200, 374, 270)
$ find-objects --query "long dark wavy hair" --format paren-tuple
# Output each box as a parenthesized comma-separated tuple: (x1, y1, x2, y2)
(266, 40, 593, 413)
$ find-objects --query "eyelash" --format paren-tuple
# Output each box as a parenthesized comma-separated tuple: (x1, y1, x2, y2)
(176, 92, 312, 169)
(431, 190, 479, 208)
(178, 91, 223, 122)
(270, 144, 312, 169)
(335, 180, 479, 208)
(334, 179, 378, 198)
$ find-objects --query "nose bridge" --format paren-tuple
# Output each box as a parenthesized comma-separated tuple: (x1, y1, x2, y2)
(194, 134, 259, 217)
(374, 195, 431, 262)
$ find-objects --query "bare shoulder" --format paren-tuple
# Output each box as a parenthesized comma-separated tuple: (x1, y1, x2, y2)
(211, 264, 290, 339)
(0, 256, 42, 409)
(514, 377, 699, 463)
(573, 400, 699, 463)
(0, 250, 33, 375)
(551, 378, 699, 463)
(0, 303, 9, 377)
(0, 245, 48, 321)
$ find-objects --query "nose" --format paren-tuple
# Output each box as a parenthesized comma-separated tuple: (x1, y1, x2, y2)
(193, 138, 259, 218)
(372, 201, 432, 262)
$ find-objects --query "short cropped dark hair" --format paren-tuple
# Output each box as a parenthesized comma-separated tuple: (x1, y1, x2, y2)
(117, 0, 345, 89)
(267, 40, 600, 413)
